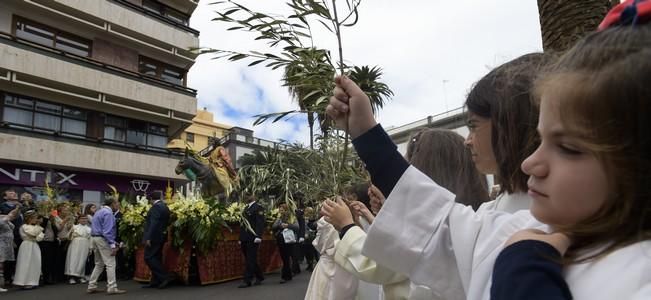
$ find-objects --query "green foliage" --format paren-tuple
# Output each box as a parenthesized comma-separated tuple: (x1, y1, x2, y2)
(237, 135, 368, 207)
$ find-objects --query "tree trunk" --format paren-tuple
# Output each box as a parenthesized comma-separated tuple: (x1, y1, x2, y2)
(307, 112, 315, 150)
(538, 0, 617, 52)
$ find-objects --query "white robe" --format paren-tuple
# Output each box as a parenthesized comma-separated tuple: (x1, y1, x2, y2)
(363, 166, 651, 300)
(350, 219, 383, 300)
(65, 224, 91, 277)
(13, 225, 44, 286)
(304, 217, 359, 300)
(336, 181, 530, 300)
(336, 225, 413, 300)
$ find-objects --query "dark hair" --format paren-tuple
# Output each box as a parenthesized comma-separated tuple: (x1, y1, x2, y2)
(407, 129, 490, 210)
(2, 187, 17, 196)
(103, 196, 117, 206)
(83, 203, 96, 216)
(465, 53, 549, 195)
(533, 24, 651, 263)
(149, 190, 164, 201)
(345, 183, 371, 210)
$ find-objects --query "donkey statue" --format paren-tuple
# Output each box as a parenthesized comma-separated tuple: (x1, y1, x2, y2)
(175, 149, 224, 198)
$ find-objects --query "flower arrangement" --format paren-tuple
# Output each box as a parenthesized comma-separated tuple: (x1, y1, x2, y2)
(222, 202, 247, 223)
(118, 195, 150, 254)
(167, 193, 228, 253)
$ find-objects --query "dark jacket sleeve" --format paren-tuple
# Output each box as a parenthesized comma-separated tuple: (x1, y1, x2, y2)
(271, 218, 282, 233)
(296, 210, 305, 239)
(352, 124, 409, 198)
(254, 204, 265, 238)
(491, 240, 573, 300)
(143, 205, 161, 242)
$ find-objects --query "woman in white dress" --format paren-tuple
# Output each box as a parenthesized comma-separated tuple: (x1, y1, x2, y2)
(65, 216, 91, 284)
(13, 211, 44, 289)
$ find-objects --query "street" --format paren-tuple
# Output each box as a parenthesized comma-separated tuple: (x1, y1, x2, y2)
(1, 270, 310, 300)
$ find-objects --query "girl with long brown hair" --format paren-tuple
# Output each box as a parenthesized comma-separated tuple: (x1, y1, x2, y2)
(406, 128, 490, 210)
(491, 1, 651, 298)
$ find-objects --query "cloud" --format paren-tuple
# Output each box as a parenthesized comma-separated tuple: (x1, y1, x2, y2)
(188, 0, 542, 144)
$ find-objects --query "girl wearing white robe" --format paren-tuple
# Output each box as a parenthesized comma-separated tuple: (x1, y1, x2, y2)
(13, 221, 44, 288)
(304, 217, 358, 300)
(65, 219, 91, 283)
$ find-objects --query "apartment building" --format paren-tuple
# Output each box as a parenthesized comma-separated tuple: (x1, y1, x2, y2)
(0, 0, 199, 204)
(167, 107, 232, 152)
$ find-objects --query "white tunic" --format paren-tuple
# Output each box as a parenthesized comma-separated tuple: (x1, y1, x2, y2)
(65, 224, 91, 277)
(304, 217, 359, 300)
(335, 225, 415, 300)
(13, 225, 44, 287)
(335, 181, 530, 300)
(363, 166, 651, 300)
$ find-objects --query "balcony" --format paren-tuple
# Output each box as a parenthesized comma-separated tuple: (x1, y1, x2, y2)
(0, 32, 197, 120)
(19, 0, 199, 59)
(112, 0, 199, 34)
(0, 132, 185, 180)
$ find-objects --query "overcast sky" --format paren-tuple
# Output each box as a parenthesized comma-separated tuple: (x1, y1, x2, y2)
(188, 0, 543, 145)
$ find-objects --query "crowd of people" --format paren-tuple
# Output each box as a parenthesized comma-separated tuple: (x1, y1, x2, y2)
(237, 194, 320, 288)
(300, 1, 651, 299)
(0, 187, 151, 294)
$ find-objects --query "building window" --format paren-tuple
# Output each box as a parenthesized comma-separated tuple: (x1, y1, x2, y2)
(15, 17, 92, 57)
(2, 93, 87, 137)
(142, 0, 190, 26)
(139, 56, 185, 86)
(186, 132, 194, 143)
(147, 123, 168, 148)
(104, 114, 168, 150)
(104, 115, 127, 143)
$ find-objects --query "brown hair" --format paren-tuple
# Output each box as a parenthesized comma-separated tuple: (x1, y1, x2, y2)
(83, 203, 96, 216)
(406, 128, 490, 210)
(534, 25, 651, 262)
(465, 53, 550, 195)
(345, 183, 371, 210)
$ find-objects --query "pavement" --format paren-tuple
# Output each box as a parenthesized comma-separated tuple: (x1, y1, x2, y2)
(0, 269, 310, 300)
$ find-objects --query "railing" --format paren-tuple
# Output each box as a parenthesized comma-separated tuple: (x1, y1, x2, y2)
(225, 133, 289, 149)
(386, 107, 466, 135)
(111, 0, 200, 36)
(0, 31, 197, 96)
(197, 133, 289, 157)
(0, 121, 183, 157)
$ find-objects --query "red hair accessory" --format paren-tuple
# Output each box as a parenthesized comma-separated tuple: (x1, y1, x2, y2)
(599, 0, 651, 31)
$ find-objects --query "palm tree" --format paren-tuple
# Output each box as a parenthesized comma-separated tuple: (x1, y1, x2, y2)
(283, 49, 393, 149)
(537, 0, 617, 52)
(349, 66, 394, 115)
(282, 47, 335, 149)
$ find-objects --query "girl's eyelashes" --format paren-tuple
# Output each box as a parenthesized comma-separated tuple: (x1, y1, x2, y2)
(558, 143, 583, 155)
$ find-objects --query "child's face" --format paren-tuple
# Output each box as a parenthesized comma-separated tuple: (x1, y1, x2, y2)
(464, 113, 498, 174)
(521, 94, 609, 227)
(79, 218, 88, 225)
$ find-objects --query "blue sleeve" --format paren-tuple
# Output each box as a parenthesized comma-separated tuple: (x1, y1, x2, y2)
(352, 124, 409, 198)
(491, 240, 573, 300)
(101, 212, 117, 247)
